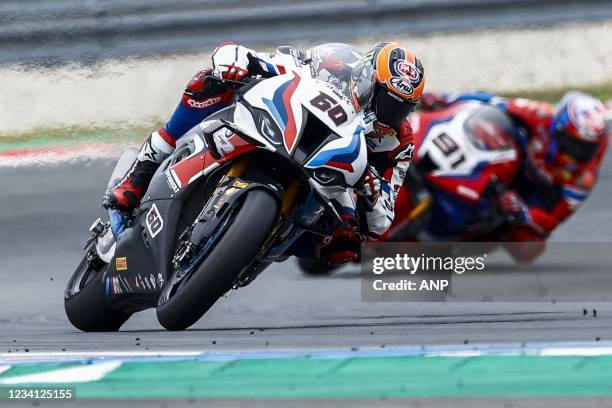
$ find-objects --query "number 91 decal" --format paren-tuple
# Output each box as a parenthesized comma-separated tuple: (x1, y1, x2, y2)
(146, 203, 164, 238)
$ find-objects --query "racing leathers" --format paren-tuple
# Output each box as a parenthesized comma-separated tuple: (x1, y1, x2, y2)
(105, 42, 416, 264)
(421, 91, 608, 259)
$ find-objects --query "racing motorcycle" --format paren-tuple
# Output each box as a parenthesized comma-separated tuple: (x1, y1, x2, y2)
(386, 100, 521, 242)
(298, 100, 522, 275)
(65, 44, 375, 331)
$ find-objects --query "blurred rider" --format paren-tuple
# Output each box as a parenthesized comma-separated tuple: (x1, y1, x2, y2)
(103, 41, 425, 265)
(421, 91, 609, 260)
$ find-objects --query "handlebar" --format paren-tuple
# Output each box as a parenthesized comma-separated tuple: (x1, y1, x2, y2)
(205, 75, 251, 89)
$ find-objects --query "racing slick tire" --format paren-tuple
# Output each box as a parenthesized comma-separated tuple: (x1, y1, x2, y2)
(297, 257, 339, 276)
(156, 189, 278, 331)
(65, 256, 132, 332)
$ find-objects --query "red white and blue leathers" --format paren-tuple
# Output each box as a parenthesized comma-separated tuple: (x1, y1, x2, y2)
(106, 43, 417, 263)
(421, 91, 609, 255)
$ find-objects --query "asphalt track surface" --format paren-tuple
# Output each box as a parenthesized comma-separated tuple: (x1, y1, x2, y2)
(1, 150, 612, 406)
(1, 146, 612, 352)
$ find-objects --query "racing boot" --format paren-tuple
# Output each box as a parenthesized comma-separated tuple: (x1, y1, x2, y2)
(103, 129, 175, 211)
(315, 214, 361, 266)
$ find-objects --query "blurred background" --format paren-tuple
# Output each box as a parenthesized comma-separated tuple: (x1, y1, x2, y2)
(1, 0, 611, 149)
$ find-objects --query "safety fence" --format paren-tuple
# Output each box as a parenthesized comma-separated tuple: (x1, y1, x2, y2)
(1, 0, 612, 64)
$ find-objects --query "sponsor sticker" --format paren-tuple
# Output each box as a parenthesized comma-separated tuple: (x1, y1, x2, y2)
(389, 77, 414, 97)
(165, 170, 180, 193)
(187, 96, 221, 109)
(233, 180, 249, 188)
(115, 257, 128, 271)
(456, 185, 479, 201)
(212, 128, 236, 155)
(374, 122, 397, 137)
(393, 143, 415, 161)
(394, 60, 421, 82)
(145, 203, 164, 239)
(148, 274, 157, 289)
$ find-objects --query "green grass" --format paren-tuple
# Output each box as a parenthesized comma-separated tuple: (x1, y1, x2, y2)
(503, 82, 612, 103)
(0, 123, 160, 153)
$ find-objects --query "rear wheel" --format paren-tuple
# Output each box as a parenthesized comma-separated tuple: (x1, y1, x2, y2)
(297, 257, 339, 276)
(156, 189, 278, 331)
(65, 255, 131, 332)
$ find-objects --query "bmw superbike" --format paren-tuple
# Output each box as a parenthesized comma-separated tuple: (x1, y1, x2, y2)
(65, 44, 374, 331)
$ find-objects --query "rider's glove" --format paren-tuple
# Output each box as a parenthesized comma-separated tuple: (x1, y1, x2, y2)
(497, 190, 531, 225)
(355, 166, 382, 205)
(212, 42, 253, 82)
(218, 64, 250, 81)
(524, 143, 555, 188)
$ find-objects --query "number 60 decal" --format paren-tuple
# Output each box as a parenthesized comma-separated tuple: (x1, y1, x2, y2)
(146, 203, 164, 238)
(310, 92, 348, 125)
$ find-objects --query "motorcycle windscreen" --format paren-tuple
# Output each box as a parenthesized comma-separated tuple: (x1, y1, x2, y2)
(462, 105, 517, 151)
(421, 104, 520, 203)
(306, 43, 375, 111)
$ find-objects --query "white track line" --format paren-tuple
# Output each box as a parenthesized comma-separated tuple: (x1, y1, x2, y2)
(0, 361, 122, 385)
(0, 350, 201, 362)
(538, 347, 612, 356)
(0, 366, 10, 375)
(5, 341, 612, 365)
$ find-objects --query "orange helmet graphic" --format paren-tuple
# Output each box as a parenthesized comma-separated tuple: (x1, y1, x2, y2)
(367, 42, 425, 126)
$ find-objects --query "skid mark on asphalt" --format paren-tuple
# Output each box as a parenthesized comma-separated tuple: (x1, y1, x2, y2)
(351, 311, 561, 320)
(99, 312, 578, 334)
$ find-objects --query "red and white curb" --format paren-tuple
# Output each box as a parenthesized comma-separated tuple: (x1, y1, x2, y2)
(0, 142, 125, 168)
(1, 105, 610, 169)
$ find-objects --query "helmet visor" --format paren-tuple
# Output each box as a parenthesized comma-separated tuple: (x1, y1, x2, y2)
(557, 131, 600, 162)
(350, 58, 375, 111)
(374, 88, 417, 127)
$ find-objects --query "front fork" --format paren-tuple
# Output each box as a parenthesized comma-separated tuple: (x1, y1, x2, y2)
(171, 156, 300, 267)
(227, 157, 302, 219)
(162, 157, 300, 299)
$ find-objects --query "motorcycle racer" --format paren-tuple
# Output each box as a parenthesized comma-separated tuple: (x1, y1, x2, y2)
(104, 41, 425, 265)
(421, 90, 609, 260)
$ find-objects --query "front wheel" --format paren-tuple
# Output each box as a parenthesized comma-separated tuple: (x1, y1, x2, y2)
(156, 189, 278, 331)
(65, 255, 132, 332)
